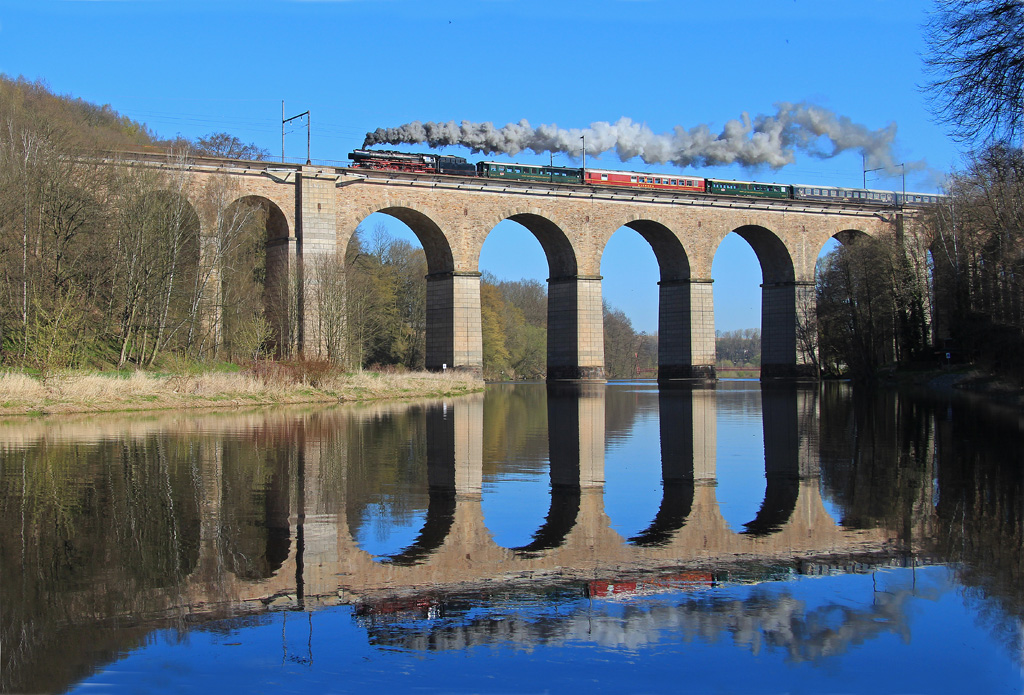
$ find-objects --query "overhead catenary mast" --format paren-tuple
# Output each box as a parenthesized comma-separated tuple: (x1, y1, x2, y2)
(282, 101, 311, 164)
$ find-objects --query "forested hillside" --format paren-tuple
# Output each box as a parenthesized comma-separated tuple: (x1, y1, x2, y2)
(0, 76, 281, 370)
(0, 76, 660, 378)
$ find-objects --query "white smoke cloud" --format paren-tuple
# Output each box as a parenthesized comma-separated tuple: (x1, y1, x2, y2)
(363, 103, 916, 174)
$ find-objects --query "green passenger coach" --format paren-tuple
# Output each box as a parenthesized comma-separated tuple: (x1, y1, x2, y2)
(705, 179, 792, 199)
(476, 161, 583, 184)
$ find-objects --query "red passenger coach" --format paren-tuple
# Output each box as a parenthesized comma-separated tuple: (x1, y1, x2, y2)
(584, 168, 706, 193)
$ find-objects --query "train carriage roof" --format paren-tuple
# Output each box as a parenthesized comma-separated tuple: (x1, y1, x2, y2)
(706, 178, 788, 187)
(585, 168, 701, 178)
(794, 183, 894, 194)
(478, 161, 580, 171)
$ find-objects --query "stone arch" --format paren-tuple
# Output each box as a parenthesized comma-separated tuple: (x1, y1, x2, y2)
(380, 401, 462, 565)
(629, 481, 695, 546)
(738, 477, 800, 537)
(342, 204, 467, 371)
(604, 218, 710, 381)
(219, 444, 292, 580)
(720, 225, 814, 379)
(817, 225, 924, 371)
(478, 210, 601, 381)
(478, 209, 579, 279)
(376, 206, 455, 275)
(343, 203, 454, 275)
(223, 194, 290, 242)
(506, 382, 599, 556)
(141, 186, 202, 236)
(831, 228, 873, 248)
(729, 224, 795, 284)
(621, 218, 692, 281)
(217, 195, 290, 358)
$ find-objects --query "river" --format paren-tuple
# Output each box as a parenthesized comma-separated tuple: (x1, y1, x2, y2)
(1, 381, 1022, 694)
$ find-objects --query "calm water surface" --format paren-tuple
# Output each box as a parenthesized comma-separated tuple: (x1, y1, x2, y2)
(1, 381, 1022, 694)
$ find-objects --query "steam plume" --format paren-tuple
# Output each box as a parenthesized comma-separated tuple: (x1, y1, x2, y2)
(363, 103, 913, 174)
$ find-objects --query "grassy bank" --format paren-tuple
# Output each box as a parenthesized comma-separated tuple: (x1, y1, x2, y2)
(0, 369, 483, 416)
(879, 365, 1024, 410)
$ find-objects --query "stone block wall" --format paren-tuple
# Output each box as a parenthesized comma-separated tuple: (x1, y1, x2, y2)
(547, 276, 605, 381)
(297, 167, 339, 356)
(658, 280, 716, 380)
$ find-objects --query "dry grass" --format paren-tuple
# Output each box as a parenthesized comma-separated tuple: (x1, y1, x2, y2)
(0, 372, 49, 401)
(0, 368, 483, 416)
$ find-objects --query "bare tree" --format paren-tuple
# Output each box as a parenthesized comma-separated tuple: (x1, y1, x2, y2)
(924, 0, 1024, 143)
(309, 253, 348, 364)
(343, 225, 427, 369)
(926, 143, 1024, 378)
(191, 177, 267, 360)
(191, 132, 270, 161)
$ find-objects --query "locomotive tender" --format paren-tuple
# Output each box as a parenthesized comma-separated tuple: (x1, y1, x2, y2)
(348, 149, 943, 207)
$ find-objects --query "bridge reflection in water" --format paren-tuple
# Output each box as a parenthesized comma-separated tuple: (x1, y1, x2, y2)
(2, 382, 961, 693)
(279, 383, 888, 600)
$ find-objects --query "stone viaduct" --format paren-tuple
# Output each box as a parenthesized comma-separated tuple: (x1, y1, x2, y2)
(128, 153, 910, 380)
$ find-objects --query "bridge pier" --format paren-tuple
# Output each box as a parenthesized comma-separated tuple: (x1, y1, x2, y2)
(425, 271, 483, 374)
(547, 275, 606, 382)
(761, 280, 819, 380)
(657, 279, 717, 382)
(296, 166, 339, 356)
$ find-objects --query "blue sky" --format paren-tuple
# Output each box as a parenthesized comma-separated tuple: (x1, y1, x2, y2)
(0, 0, 960, 333)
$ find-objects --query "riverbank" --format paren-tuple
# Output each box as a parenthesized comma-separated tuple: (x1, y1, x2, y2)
(882, 366, 1024, 409)
(0, 369, 484, 416)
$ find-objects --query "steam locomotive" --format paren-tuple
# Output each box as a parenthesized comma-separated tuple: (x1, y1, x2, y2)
(348, 149, 942, 207)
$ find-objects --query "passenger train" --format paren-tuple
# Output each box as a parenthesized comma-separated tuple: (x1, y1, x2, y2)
(348, 148, 943, 206)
